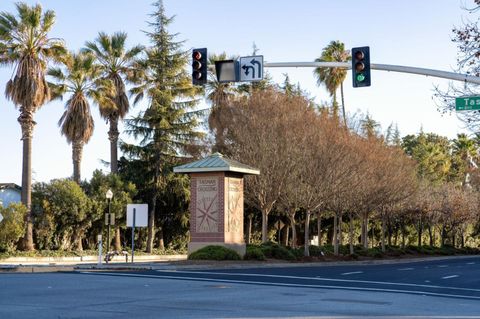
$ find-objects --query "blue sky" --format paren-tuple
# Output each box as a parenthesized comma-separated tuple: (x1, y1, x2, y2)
(0, 0, 475, 184)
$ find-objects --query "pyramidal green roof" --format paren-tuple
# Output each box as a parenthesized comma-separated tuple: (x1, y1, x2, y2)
(173, 153, 260, 175)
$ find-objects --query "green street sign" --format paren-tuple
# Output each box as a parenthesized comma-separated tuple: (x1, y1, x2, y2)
(456, 96, 480, 111)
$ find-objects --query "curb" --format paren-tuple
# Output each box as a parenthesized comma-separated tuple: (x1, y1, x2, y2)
(0, 265, 75, 273)
(1, 254, 478, 273)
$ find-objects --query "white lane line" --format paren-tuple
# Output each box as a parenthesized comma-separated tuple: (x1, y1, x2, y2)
(437, 265, 448, 268)
(467, 262, 475, 265)
(442, 275, 459, 279)
(341, 271, 363, 275)
(152, 270, 480, 293)
(80, 272, 480, 300)
(397, 267, 414, 271)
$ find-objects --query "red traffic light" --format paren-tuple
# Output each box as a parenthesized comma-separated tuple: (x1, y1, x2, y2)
(192, 51, 202, 60)
(192, 48, 207, 85)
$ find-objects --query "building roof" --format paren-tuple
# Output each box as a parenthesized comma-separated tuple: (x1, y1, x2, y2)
(0, 183, 21, 191)
(173, 153, 260, 175)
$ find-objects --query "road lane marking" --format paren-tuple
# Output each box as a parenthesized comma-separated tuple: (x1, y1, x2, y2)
(397, 267, 414, 271)
(80, 271, 480, 300)
(341, 271, 363, 275)
(442, 275, 459, 279)
(437, 265, 448, 268)
(467, 262, 475, 265)
(149, 270, 480, 293)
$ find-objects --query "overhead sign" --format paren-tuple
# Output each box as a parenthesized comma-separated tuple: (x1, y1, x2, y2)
(239, 55, 264, 82)
(126, 204, 148, 227)
(456, 96, 480, 111)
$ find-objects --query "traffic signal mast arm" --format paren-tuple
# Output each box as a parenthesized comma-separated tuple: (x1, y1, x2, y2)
(264, 62, 480, 85)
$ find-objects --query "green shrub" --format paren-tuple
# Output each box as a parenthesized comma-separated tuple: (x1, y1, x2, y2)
(308, 245, 324, 257)
(366, 247, 384, 258)
(321, 244, 334, 255)
(188, 245, 241, 260)
(244, 246, 266, 260)
(0, 203, 27, 252)
(259, 242, 296, 260)
(291, 247, 305, 260)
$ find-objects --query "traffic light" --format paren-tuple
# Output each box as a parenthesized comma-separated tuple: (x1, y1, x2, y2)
(192, 48, 207, 85)
(352, 46, 371, 87)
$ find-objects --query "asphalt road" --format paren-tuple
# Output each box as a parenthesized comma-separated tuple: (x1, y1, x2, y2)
(1, 256, 480, 318)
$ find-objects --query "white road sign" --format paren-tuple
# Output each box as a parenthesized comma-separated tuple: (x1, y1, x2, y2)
(126, 204, 148, 227)
(0, 213, 3, 223)
(239, 55, 264, 82)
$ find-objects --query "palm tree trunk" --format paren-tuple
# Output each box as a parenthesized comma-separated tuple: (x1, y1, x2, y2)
(317, 212, 322, 246)
(18, 112, 35, 251)
(289, 212, 297, 248)
(114, 227, 121, 251)
(261, 209, 269, 243)
(381, 214, 386, 253)
(246, 214, 253, 245)
(146, 193, 156, 253)
(349, 212, 354, 255)
(108, 116, 119, 174)
(72, 140, 84, 184)
(333, 213, 339, 255)
(304, 210, 311, 257)
(340, 83, 347, 127)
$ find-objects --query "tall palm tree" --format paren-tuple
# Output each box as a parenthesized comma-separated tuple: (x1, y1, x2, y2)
(83, 32, 144, 173)
(452, 133, 478, 186)
(0, 3, 66, 250)
(49, 52, 113, 183)
(314, 40, 350, 126)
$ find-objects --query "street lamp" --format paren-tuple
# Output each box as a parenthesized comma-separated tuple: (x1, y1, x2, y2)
(105, 189, 113, 257)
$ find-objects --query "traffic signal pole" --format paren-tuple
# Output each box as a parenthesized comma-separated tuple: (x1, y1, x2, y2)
(264, 61, 480, 85)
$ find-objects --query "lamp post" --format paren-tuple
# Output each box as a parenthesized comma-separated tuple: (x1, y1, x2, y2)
(105, 189, 113, 257)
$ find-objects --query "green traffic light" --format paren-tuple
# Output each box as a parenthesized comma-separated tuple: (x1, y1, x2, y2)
(356, 73, 365, 82)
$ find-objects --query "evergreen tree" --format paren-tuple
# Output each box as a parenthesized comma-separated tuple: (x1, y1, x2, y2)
(122, 1, 203, 252)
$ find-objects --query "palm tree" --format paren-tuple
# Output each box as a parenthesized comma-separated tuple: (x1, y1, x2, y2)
(83, 32, 144, 173)
(0, 3, 66, 250)
(452, 133, 478, 186)
(361, 113, 380, 139)
(49, 52, 113, 183)
(313, 40, 350, 126)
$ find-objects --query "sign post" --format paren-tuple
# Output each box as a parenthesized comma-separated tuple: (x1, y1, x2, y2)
(131, 208, 136, 263)
(126, 204, 148, 263)
(456, 96, 480, 111)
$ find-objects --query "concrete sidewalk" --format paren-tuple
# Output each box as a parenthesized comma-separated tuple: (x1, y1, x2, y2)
(0, 254, 187, 273)
(1, 254, 478, 274)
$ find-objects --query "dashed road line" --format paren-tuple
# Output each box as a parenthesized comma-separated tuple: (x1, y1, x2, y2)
(438, 265, 448, 268)
(467, 262, 475, 265)
(398, 267, 414, 271)
(341, 271, 363, 275)
(442, 275, 460, 280)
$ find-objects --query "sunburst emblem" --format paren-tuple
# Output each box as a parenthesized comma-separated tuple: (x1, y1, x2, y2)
(197, 195, 218, 232)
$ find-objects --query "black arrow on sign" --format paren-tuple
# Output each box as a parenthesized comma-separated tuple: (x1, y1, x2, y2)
(242, 64, 255, 78)
(250, 58, 262, 78)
